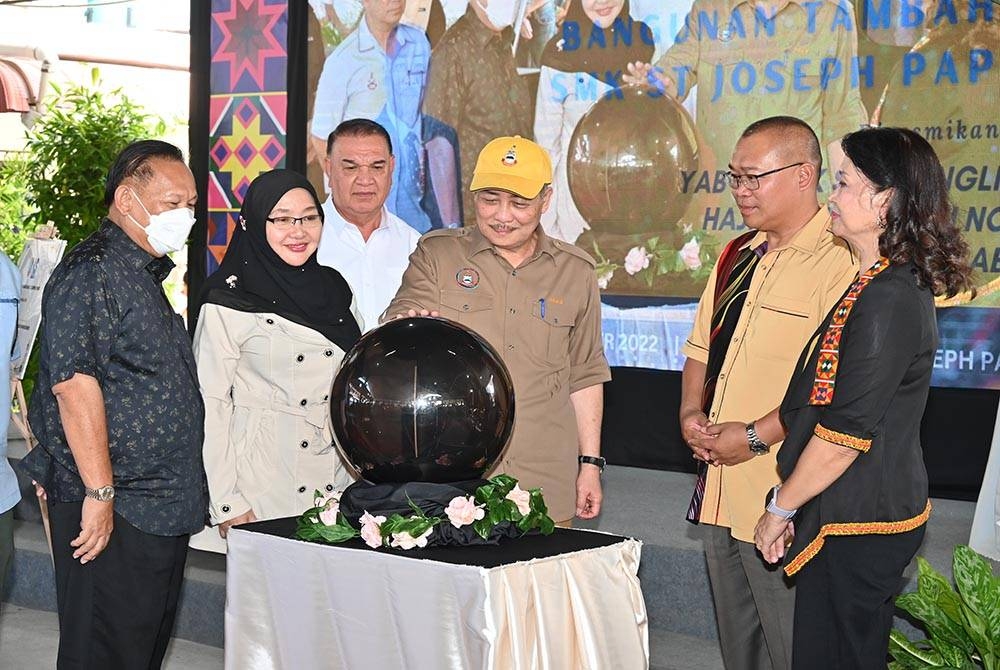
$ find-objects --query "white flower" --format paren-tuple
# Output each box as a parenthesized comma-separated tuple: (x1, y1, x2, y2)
(359, 511, 386, 548)
(505, 484, 532, 515)
(623, 247, 651, 275)
(679, 237, 702, 271)
(225, 274, 238, 288)
(597, 269, 614, 290)
(319, 501, 340, 526)
(390, 527, 433, 550)
(444, 496, 485, 528)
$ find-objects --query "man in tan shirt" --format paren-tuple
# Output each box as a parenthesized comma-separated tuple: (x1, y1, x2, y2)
(384, 136, 611, 524)
(680, 117, 857, 670)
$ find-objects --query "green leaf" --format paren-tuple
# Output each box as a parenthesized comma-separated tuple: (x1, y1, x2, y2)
(888, 629, 945, 667)
(954, 545, 1000, 649)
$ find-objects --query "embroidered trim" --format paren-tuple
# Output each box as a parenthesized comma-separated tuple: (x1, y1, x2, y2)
(815, 424, 872, 453)
(809, 258, 890, 405)
(783, 501, 931, 576)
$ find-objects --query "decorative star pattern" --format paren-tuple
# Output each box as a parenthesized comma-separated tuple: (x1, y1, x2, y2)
(207, 0, 289, 276)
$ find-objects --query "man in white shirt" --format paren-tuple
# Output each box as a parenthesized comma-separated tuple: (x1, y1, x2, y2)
(317, 118, 421, 332)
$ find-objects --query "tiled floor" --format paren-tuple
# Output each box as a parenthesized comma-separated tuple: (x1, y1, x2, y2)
(0, 605, 224, 669)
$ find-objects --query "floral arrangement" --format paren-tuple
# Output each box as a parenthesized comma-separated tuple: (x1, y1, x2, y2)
(592, 226, 720, 289)
(294, 474, 555, 550)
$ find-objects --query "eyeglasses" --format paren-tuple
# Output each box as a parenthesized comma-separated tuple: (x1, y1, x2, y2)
(726, 163, 805, 191)
(266, 214, 323, 231)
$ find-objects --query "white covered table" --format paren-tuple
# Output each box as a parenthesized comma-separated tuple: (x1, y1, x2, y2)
(224, 520, 648, 669)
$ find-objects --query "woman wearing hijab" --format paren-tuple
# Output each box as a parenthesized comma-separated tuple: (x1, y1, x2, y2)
(534, 0, 654, 243)
(190, 169, 362, 553)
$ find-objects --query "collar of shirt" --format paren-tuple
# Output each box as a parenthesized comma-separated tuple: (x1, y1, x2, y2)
(323, 198, 406, 240)
(102, 219, 175, 282)
(468, 224, 558, 265)
(355, 15, 418, 55)
(740, 208, 831, 256)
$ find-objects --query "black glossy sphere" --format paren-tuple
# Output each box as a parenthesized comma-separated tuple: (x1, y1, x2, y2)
(330, 317, 515, 484)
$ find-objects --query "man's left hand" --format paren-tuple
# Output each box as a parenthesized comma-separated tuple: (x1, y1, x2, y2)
(71, 497, 114, 564)
(575, 466, 602, 519)
(702, 421, 754, 466)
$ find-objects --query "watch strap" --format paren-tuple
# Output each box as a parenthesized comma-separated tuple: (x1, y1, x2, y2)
(765, 485, 797, 519)
(578, 455, 606, 472)
(746, 421, 769, 455)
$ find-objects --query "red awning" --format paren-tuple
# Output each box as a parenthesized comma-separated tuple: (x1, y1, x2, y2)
(0, 58, 40, 113)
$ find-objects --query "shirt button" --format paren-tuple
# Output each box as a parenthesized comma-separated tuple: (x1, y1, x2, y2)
(511, 270, 517, 277)
(266, 318, 274, 325)
(324, 350, 333, 357)
(300, 440, 309, 449)
(298, 486, 307, 493)
(300, 399, 308, 406)
(221, 504, 231, 513)
(710, 412, 717, 419)
(719, 373, 725, 379)
(509, 308, 516, 314)
(507, 344, 514, 350)
(296, 354, 305, 362)
(325, 484, 334, 492)
(462, 304, 470, 311)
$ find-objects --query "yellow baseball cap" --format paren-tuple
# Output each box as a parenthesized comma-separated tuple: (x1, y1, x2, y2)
(470, 136, 552, 199)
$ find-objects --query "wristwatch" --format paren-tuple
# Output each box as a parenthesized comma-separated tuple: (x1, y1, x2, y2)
(765, 485, 797, 520)
(578, 455, 606, 473)
(84, 485, 115, 502)
(746, 421, 769, 455)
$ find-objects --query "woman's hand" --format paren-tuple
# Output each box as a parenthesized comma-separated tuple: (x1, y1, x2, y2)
(219, 509, 258, 539)
(754, 512, 794, 564)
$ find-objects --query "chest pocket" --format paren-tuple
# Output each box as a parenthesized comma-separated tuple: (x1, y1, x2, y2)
(530, 299, 577, 362)
(752, 295, 813, 362)
(440, 289, 494, 328)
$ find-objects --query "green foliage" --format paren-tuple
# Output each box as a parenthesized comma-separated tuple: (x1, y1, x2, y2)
(889, 546, 1000, 670)
(0, 155, 34, 260)
(15, 69, 165, 253)
(293, 475, 556, 549)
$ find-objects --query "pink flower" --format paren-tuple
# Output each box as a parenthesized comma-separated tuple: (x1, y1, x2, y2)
(597, 269, 614, 290)
(445, 496, 485, 528)
(623, 246, 651, 275)
(505, 484, 532, 515)
(319, 502, 340, 526)
(359, 511, 386, 548)
(680, 238, 702, 270)
(390, 527, 433, 550)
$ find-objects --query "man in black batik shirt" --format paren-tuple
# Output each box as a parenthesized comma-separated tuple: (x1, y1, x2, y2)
(20, 140, 207, 669)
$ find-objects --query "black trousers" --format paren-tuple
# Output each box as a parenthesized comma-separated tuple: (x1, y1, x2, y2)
(49, 500, 190, 670)
(792, 526, 925, 670)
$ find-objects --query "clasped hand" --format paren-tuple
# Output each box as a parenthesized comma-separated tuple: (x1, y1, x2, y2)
(681, 413, 755, 467)
(754, 512, 794, 565)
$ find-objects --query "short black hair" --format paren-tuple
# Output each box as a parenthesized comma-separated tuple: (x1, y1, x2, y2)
(326, 118, 393, 156)
(104, 139, 185, 207)
(740, 116, 823, 173)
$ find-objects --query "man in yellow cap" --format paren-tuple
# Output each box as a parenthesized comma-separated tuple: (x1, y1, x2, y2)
(383, 136, 611, 525)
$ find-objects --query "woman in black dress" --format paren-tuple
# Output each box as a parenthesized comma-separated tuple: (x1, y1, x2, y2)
(752, 127, 975, 669)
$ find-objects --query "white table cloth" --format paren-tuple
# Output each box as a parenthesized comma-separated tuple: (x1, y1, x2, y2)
(225, 525, 649, 669)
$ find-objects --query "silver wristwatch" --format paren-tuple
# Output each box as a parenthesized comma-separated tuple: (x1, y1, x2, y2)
(746, 421, 769, 455)
(84, 485, 115, 502)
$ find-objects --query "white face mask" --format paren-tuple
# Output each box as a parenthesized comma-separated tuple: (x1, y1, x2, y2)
(128, 189, 196, 256)
(477, 0, 519, 29)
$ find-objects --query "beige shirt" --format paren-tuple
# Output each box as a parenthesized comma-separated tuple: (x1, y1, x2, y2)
(190, 305, 356, 553)
(681, 209, 857, 542)
(384, 227, 612, 520)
